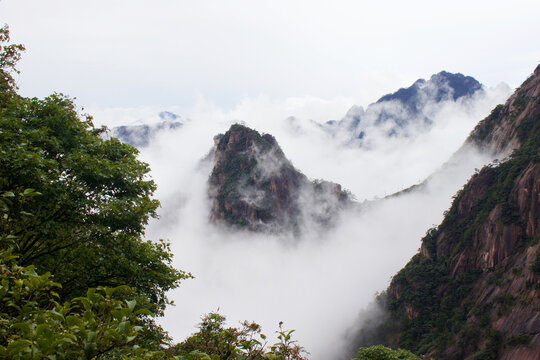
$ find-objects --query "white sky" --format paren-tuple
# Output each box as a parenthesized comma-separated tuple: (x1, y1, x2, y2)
(2, 0, 539, 114)
(2, 2, 539, 358)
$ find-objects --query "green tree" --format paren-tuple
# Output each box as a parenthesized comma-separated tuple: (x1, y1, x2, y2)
(352, 345, 423, 360)
(0, 25, 25, 102)
(0, 249, 157, 359)
(0, 35, 187, 313)
(168, 313, 308, 360)
(0, 24, 189, 351)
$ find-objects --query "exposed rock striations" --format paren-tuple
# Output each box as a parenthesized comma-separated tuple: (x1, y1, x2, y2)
(467, 65, 540, 156)
(353, 65, 540, 360)
(208, 124, 350, 234)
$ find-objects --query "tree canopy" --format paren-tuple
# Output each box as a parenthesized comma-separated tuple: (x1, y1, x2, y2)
(0, 24, 191, 356)
(0, 28, 187, 313)
(353, 345, 423, 360)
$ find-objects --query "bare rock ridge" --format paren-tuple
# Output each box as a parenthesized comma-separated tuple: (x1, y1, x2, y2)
(208, 124, 350, 234)
(352, 65, 540, 359)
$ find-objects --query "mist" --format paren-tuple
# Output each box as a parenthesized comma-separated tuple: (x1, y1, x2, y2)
(93, 84, 509, 360)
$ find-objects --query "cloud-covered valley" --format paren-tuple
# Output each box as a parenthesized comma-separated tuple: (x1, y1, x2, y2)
(93, 81, 510, 360)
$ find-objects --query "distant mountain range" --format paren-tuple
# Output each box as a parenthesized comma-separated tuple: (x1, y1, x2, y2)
(203, 71, 485, 235)
(111, 111, 183, 147)
(325, 71, 484, 146)
(111, 71, 484, 150)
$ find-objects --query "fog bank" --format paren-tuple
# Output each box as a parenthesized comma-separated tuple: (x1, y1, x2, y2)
(94, 87, 508, 359)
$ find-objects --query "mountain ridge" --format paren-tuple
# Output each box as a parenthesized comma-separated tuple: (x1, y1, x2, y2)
(111, 111, 183, 147)
(327, 71, 484, 144)
(351, 65, 540, 360)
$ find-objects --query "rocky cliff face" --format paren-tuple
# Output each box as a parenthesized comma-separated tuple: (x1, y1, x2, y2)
(208, 124, 350, 234)
(467, 65, 540, 156)
(353, 66, 540, 360)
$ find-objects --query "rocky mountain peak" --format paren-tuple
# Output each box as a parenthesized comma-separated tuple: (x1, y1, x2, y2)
(208, 124, 350, 234)
(377, 70, 482, 106)
(329, 71, 485, 144)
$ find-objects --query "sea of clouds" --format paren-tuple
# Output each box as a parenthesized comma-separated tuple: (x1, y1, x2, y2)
(92, 83, 509, 360)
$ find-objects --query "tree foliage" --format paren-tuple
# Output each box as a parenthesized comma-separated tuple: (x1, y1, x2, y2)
(0, 249, 157, 359)
(352, 345, 423, 360)
(168, 313, 308, 360)
(0, 25, 25, 102)
(0, 24, 191, 355)
(0, 24, 312, 360)
(0, 31, 188, 314)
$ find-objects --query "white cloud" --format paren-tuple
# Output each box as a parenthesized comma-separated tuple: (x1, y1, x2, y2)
(1, 1, 526, 356)
(107, 84, 510, 359)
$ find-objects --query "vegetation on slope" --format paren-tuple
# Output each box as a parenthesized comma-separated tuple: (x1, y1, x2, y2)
(354, 66, 540, 359)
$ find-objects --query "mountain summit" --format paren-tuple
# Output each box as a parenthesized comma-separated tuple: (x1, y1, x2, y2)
(377, 71, 482, 105)
(208, 124, 350, 234)
(329, 71, 484, 144)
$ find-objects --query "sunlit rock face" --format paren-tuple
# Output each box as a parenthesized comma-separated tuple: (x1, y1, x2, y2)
(208, 124, 350, 234)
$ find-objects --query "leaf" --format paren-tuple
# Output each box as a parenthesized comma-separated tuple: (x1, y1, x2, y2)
(126, 335, 137, 343)
(36, 323, 54, 339)
(134, 308, 153, 316)
(12, 322, 32, 336)
(126, 299, 136, 311)
(7, 339, 32, 355)
(118, 321, 130, 333)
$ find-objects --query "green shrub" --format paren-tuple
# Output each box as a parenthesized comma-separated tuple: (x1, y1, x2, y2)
(353, 345, 422, 360)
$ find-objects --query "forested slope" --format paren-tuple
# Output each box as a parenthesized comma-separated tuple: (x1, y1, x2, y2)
(353, 65, 540, 360)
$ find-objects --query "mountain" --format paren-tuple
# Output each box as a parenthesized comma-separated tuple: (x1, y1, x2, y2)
(111, 111, 183, 147)
(327, 71, 483, 144)
(351, 66, 540, 359)
(208, 124, 351, 234)
(377, 71, 482, 105)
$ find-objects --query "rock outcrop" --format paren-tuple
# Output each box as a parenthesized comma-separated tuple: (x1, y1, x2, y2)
(467, 65, 540, 156)
(208, 124, 350, 234)
(352, 65, 540, 359)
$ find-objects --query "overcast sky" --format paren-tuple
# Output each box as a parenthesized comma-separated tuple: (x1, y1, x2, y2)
(2, 0, 539, 115)
(3, 2, 536, 357)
